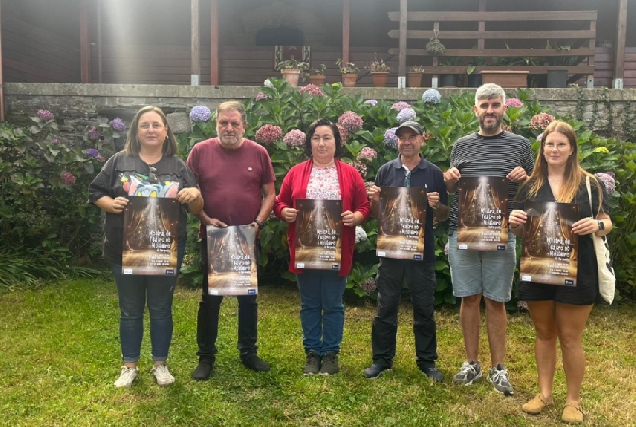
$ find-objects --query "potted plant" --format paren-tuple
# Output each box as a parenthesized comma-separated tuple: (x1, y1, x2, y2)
(367, 55, 391, 87)
(276, 57, 309, 87)
(466, 56, 487, 87)
(426, 29, 446, 56)
(439, 57, 463, 87)
(407, 66, 425, 87)
(544, 41, 583, 88)
(336, 58, 359, 87)
(308, 64, 327, 86)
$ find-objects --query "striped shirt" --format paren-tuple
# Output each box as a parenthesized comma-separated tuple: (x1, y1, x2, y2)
(448, 131, 535, 231)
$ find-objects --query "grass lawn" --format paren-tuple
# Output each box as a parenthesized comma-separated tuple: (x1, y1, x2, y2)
(1, 280, 635, 427)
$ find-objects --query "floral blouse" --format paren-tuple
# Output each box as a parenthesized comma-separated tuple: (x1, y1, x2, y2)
(306, 166, 341, 200)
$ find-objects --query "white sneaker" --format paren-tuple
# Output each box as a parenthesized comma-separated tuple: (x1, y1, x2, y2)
(151, 364, 175, 386)
(114, 366, 138, 388)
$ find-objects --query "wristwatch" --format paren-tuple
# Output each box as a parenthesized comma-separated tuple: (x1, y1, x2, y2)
(255, 220, 265, 230)
(597, 220, 605, 231)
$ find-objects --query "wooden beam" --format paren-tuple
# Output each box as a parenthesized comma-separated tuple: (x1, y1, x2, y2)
(387, 30, 597, 40)
(388, 48, 595, 57)
(388, 11, 598, 22)
(210, 0, 219, 85)
(190, 0, 200, 85)
(613, 0, 628, 88)
(342, 0, 350, 65)
(79, 0, 90, 83)
(398, 0, 407, 85)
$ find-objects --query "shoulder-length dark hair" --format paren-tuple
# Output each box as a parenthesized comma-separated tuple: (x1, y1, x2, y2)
(304, 118, 342, 158)
(124, 106, 178, 156)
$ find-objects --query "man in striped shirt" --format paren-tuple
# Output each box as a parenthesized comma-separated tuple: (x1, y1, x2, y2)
(443, 83, 535, 396)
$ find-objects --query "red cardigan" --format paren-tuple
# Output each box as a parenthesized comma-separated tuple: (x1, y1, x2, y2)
(274, 159, 371, 276)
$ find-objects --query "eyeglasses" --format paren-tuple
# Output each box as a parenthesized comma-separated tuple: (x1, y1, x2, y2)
(404, 170, 412, 188)
(148, 166, 157, 183)
(544, 142, 569, 151)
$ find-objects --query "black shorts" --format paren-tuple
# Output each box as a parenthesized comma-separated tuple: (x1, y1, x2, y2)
(517, 280, 597, 305)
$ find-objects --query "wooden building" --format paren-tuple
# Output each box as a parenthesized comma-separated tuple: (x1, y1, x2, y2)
(1, 0, 634, 89)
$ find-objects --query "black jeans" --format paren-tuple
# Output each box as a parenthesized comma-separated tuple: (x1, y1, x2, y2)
(196, 240, 259, 363)
(371, 258, 438, 369)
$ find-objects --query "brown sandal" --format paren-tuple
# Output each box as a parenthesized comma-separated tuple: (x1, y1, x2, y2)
(522, 393, 554, 415)
(562, 402, 584, 423)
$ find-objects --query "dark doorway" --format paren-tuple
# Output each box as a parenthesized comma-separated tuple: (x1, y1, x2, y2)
(256, 26, 304, 46)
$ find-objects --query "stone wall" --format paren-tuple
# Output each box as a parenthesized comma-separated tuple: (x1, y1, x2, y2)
(4, 83, 636, 144)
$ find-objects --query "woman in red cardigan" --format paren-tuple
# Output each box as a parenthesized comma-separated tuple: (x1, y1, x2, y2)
(274, 118, 370, 376)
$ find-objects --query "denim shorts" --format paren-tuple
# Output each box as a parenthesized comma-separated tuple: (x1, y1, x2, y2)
(448, 232, 517, 302)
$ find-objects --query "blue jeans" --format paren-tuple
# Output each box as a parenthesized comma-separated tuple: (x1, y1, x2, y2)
(296, 269, 347, 355)
(111, 242, 185, 363)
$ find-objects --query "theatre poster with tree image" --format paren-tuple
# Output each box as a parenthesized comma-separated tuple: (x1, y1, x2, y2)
(376, 187, 427, 260)
(520, 201, 579, 286)
(457, 176, 509, 251)
(206, 225, 258, 295)
(122, 196, 179, 275)
(295, 199, 342, 270)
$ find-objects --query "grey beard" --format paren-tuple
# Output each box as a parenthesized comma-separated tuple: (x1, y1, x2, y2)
(479, 116, 502, 133)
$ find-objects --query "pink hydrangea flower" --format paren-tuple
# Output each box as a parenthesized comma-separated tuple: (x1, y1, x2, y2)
(505, 98, 524, 108)
(62, 172, 76, 185)
(360, 277, 377, 295)
(530, 112, 555, 130)
(352, 161, 367, 177)
(37, 109, 54, 121)
(255, 92, 270, 101)
(337, 124, 349, 143)
(283, 129, 306, 148)
(391, 101, 411, 111)
(338, 111, 363, 133)
(255, 124, 283, 145)
(299, 84, 325, 97)
(595, 172, 616, 194)
(357, 147, 378, 161)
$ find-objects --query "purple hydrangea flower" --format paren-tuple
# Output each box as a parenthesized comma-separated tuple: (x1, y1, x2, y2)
(595, 172, 616, 194)
(384, 127, 398, 149)
(338, 111, 363, 133)
(86, 148, 100, 158)
(397, 107, 417, 124)
(88, 126, 102, 141)
(37, 109, 54, 121)
(283, 129, 306, 148)
(422, 89, 442, 104)
(391, 101, 411, 111)
(52, 138, 60, 145)
(505, 98, 524, 108)
(109, 118, 126, 132)
(364, 99, 378, 106)
(62, 172, 76, 185)
(189, 105, 212, 123)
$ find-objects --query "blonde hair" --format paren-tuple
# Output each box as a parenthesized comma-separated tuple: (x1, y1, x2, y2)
(519, 120, 603, 206)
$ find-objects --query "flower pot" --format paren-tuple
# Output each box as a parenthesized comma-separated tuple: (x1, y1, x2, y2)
(480, 70, 529, 88)
(309, 75, 326, 86)
(341, 73, 358, 87)
(371, 72, 390, 87)
(547, 69, 568, 88)
(468, 74, 482, 88)
(440, 74, 458, 87)
(281, 69, 301, 86)
(407, 72, 423, 87)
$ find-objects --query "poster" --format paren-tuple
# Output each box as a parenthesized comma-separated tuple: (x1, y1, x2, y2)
(206, 225, 258, 295)
(376, 186, 427, 260)
(122, 196, 179, 275)
(457, 176, 509, 250)
(294, 199, 342, 270)
(520, 201, 579, 286)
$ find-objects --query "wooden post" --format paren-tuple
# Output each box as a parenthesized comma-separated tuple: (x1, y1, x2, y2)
(613, 0, 628, 89)
(210, 0, 219, 86)
(432, 22, 439, 88)
(587, 19, 596, 88)
(342, 0, 350, 65)
(79, 0, 91, 83)
(477, 0, 486, 50)
(0, 0, 5, 121)
(398, 0, 407, 88)
(191, 0, 200, 86)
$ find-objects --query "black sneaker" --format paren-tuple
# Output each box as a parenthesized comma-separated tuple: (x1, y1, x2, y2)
(363, 363, 391, 379)
(303, 350, 321, 376)
(319, 352, 339, 376)
(191, 361, 213, 381)
(421, 366, 444, 383)
(241, 354, 271, 372)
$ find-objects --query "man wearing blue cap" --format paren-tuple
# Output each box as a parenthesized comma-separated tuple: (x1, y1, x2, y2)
(364, 120, 449, 380)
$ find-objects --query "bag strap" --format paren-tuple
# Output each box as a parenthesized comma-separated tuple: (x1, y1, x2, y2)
(585, 175, 593, 212)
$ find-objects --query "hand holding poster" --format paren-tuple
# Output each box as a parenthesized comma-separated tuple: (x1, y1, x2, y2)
(294, 199, 342, 270)
(207, 225, 258, 295)
(122, 196, 179, 275)
(376, 187, 427, 260)
(520, 201, 579, 286)
(457, 176, 509, 251)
